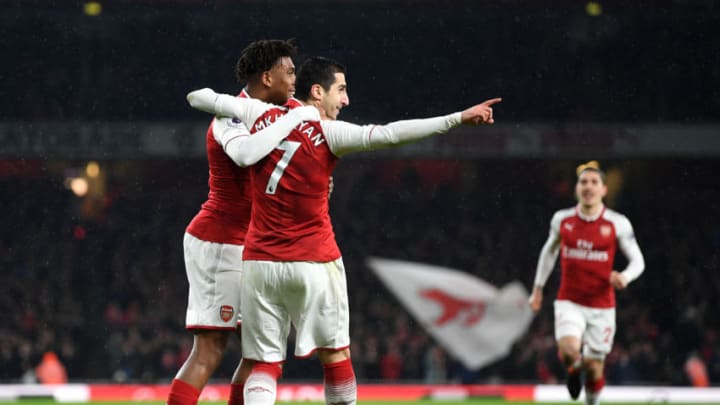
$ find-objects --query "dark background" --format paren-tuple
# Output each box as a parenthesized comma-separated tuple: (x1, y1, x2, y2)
(1, 0, 719, 385)
(2, 0, 719, 123)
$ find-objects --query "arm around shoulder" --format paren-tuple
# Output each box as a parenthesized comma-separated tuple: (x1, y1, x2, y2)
(215, 106, 321, 167)
(186, 87, 272, 125)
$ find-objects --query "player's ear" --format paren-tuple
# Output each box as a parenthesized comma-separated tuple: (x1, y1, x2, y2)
(261, 71, 273, 87)
(310, 83, 324, 100)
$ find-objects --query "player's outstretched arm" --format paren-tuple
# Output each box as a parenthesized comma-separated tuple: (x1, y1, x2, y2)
(323, 97, 502, 156)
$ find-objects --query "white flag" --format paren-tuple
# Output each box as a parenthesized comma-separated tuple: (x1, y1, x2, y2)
(367, 256, 533, 370)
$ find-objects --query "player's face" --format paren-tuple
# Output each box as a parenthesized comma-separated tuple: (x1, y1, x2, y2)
(267, 56, 296, 105)
(319, 73, 349, 120)
(575, 170, 607, 208)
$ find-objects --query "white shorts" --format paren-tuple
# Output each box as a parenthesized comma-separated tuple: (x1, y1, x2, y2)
(554, 300, 616, 359)
(241, 258, 350, 363)
(183, 232, 243, 330)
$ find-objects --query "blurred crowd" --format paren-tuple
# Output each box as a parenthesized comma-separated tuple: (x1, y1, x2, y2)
(1, 158, 719, 385)
(1, 0, 719, 387)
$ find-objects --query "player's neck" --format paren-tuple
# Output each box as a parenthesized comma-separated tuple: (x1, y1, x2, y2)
(578, 203, 604, 218)
(302, 100, 330, 120)
(244, 84, 269, 102)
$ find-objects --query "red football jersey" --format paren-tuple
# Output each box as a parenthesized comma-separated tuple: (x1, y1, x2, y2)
(196, 91, 463, 261)
(243, 108, 340, 262)
(555, 207, 632, 308)
(186, 90, 301, 245)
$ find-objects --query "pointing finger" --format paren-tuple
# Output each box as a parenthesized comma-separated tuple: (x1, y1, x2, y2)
(482, 97, 503, 106)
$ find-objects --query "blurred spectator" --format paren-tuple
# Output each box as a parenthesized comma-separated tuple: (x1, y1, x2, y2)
(380, 339, 404, 381)
(424, 345, 448, 384)
(684, 353, 710, 387)
(1, 158, 719, 385)
(35, 352, 67, 384)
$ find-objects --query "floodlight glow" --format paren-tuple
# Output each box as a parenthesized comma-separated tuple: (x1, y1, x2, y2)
(70, 178, 89, 197)
(86, 161, 100, 178)
(586, 2, 602, 17)
(84, 2, 102, 16)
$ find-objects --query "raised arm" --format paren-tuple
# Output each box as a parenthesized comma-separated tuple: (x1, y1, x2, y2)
(187, 88, 265, 121)
(322, 98, 502, 156)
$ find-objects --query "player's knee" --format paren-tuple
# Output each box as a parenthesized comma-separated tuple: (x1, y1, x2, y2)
(582, 346, 607, 361)
(317, 348, 351, 364)
(556, 345, 580, 363)
(557, 336, 581, 353)
(583, 358, 605, 379)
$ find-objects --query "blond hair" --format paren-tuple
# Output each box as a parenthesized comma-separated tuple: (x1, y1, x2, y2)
(576, 160, 606, 182)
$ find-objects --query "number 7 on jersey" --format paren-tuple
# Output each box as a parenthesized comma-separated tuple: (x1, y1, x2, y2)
(265, 140, 301, 195)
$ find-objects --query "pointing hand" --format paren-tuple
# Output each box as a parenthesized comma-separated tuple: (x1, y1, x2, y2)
(461, 97, 502, 125)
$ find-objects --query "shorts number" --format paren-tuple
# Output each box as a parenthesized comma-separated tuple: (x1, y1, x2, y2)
(603, 327, 613, 343)
(265, 140, 301, 195)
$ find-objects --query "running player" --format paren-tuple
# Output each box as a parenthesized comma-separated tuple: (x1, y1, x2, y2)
(528, 161, 645, 404)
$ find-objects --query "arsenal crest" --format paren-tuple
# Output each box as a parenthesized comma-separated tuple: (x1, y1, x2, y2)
(220, 305, 234, 322)
(600, 224, 612, 237)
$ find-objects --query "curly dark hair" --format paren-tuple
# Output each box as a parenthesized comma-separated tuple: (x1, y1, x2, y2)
(235, 39, 298, 84)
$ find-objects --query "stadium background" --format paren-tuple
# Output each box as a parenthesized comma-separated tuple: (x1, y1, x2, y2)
(1, 0, 719, 389)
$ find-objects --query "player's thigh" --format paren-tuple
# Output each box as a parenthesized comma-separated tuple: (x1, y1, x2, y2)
(582, 307, 616, 359)
(183, 233, 243, 329)
(240, 260, 292, 363)
(286, 259, 350, 358)
(192, 329, 231, 354)
(553, 300, 587, 341)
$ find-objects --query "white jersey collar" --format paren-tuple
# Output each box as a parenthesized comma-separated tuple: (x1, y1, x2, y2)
(576, 204, 605, 222)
